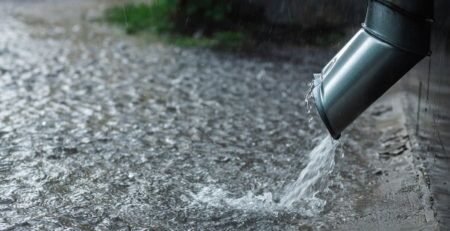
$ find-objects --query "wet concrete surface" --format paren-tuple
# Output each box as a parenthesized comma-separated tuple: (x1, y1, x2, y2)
(0, 0, 439, 230)
(402, 8, 450, 229)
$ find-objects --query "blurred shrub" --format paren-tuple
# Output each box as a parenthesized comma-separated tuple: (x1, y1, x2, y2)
(178, 0, 232, 25)
(105, 1, 177, 34)
(105, 0, 235, 35)
(104, 0, 345, 47)
(104, 0, 248, 47)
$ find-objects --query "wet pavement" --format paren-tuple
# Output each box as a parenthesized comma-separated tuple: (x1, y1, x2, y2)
(0, 0, 439, 230)
(403, 7, 450, 228)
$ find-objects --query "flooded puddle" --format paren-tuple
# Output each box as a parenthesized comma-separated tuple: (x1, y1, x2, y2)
(0, 1, 437, 230)
(191, 135, 338, 216)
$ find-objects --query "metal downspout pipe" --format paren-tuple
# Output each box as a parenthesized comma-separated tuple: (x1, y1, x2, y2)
(313, 0, 434, 139)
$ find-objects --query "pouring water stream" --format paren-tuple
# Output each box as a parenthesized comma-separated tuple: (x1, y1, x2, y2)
(192, 75, 339, 215)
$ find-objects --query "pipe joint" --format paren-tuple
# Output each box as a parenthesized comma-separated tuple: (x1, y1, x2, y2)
(313, 0, 433, 139)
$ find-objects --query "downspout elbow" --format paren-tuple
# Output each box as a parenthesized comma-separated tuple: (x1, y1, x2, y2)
(313, 0, 434, 139)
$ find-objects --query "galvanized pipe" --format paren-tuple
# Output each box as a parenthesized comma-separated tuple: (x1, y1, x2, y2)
(313, 0, 433, 139)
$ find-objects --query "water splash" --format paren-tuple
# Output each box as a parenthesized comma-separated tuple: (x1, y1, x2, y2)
(279, 136, 337, 207)
(190, 186, 277, 212)
(191, 76, 337, 216)
(304, 76, 315, 124)
(191, 135, 338, 216)
(280, 75, 338, 209)
(305, 73, 323, 130)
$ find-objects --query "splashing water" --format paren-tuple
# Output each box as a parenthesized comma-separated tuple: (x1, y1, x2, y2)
(277, 74, 339, 208)
(279, 136, 337, 207)
(191, 76, 338, 216)
(191, 135, 338, 216)
(305, 73, 323, 130)
(190, 186, 277, 212)
(305, 74, 317, 121)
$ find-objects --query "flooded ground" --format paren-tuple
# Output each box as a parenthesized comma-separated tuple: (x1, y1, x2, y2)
(0, 0, 438, 230)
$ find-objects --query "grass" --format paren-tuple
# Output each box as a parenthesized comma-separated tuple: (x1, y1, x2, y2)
(103, 1, 344, 48)
(104, 2, 177, 34)
(104, 1, 248, 48)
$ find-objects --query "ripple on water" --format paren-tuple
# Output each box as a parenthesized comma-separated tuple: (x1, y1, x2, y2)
(0, 4, 342, 229)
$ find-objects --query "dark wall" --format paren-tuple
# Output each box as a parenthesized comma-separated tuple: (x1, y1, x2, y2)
(248, 0, 448, 29)
(403, 0, 450, 229)
(261, 0, 366, 28)
(236, 0, 366, 28)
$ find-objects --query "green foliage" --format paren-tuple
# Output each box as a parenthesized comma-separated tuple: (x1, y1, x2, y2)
(181, 0, 232, 24)
(104, 1, 177, 34)
(103, 1, 342, 48)
(213, 31, 247, 46)
(104, 0, 234, 35)
(104, 1, 246, 47)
